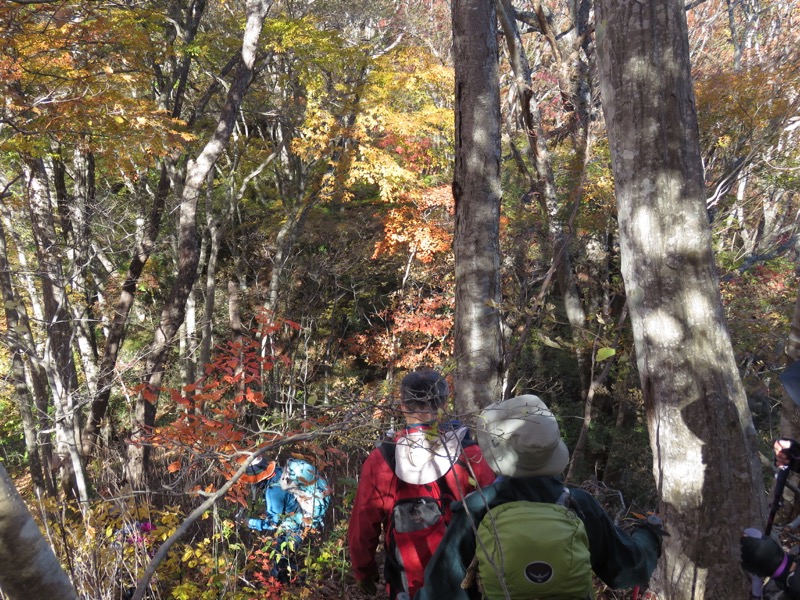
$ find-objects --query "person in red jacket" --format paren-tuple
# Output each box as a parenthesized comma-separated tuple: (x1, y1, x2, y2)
(348, 368, 496, 600)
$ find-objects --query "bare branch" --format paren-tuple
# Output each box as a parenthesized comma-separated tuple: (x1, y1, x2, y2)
(130, 418, 358, 600)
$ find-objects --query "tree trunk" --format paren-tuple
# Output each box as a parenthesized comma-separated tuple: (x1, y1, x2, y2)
(0, 180, 48, 495)
(199, 209, 223, 369)
(25, 159, 90, 503)
(451, 0, 504, 418)
(127, 0, 272, 488)
(596, 2, 767, 598)
(0, 183, 57, 494)
(0, 463, 78, 600)
(497, 0, 610, 478)
(84, 0, 209, 458)
(83, 164, 172, 457)
(64, 149, 101, 399)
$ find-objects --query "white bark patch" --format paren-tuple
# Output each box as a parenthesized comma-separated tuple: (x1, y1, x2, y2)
(18, 519, 64, 586)
(643, 309, 683, 347)
(632, 200, 660, 241)
(661, 439, 705, 510)
(684, 289, 714, 327)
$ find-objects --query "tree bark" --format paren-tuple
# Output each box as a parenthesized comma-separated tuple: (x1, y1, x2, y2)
(0, 462, 78, 599)
(0, 178, 49, 494)
(451, 0, 504, 418)
(64, 148, 101, 399)
(25, 159, 90, 503)
(596, 2, 767, 598)
(0, 196, 56, 494)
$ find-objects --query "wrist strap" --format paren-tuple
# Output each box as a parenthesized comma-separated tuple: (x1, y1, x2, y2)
(773, 553, 789, 579)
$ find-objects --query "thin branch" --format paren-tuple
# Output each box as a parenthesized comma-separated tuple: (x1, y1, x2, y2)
(130, 418, 358, 600)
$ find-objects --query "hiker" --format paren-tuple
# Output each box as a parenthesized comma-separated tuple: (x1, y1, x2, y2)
(739, 437, 800, 597)
(348, 368, 497, 600)
(415, 394, 664, 600)
(239, 456, 330, 583)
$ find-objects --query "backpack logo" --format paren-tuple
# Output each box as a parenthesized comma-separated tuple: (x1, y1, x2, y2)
(524, 561, 554, 583)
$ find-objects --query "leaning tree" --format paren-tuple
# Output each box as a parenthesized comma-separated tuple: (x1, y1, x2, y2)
(0, 464, 77, 600)
(595, 1, 767, 598)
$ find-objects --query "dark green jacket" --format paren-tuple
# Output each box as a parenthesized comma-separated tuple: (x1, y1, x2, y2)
(414, 476, 660, 600)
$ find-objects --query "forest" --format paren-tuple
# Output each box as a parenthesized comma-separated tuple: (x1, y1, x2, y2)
(0, 0, 798, 598)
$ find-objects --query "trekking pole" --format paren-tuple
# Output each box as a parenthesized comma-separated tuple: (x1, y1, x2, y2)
(748, 464, 791, 599)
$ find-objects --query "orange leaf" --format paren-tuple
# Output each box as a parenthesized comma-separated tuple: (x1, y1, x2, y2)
(167, 460, 182, 473)
(142, 387, 158, 403)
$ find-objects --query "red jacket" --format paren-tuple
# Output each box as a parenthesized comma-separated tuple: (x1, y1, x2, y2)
(348, 426, 496, 597)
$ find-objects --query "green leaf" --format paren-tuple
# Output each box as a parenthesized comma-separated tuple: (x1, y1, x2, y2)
(596, 347, 616, 362)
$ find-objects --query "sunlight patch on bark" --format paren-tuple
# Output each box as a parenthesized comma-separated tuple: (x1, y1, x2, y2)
(661, 438, 705, 510)
(643, 310, 683, 347)
(685, 289, 714, 327)
(631, 200, 661, 245)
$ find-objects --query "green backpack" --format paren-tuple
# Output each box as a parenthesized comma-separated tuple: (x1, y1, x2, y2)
(475, 489, 593, 600)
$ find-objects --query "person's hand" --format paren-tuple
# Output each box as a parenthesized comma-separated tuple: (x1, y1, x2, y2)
(774, 438, 800, 470)
(741, 534, 787, 580)
(634, 514, 669, 557)
(356, 573, 379, 595)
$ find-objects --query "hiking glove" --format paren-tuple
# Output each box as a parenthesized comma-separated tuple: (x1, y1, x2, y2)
(356, 574, 378, 595)
(634, 514, 668, 557)
(774, 438, 800, 471)
(741, 535, 789, 581)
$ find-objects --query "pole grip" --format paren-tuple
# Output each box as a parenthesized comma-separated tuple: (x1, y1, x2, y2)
(751, 574, 764, 599)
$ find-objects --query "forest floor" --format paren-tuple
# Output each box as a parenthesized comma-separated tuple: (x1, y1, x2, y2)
(303, 575, 389, 600)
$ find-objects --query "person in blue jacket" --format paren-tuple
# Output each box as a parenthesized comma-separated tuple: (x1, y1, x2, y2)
(240, 456, 330, 582)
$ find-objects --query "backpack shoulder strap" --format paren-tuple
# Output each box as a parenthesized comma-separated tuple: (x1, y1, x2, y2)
(378, 438, 397, 472)
(559, 485, 588, 522)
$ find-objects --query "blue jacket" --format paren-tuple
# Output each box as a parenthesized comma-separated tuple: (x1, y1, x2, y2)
(247, 459, 330, 534)
(415, 475, 660, 600)
(247, 466, 302, 533)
